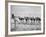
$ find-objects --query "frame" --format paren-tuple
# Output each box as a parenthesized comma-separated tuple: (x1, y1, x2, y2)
(5, 1, 45, 36)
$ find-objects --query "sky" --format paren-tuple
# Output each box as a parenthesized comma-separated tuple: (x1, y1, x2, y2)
(11, 5, 41, 18)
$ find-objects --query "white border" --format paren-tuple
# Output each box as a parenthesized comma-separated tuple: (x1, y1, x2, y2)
(8, 2, 44, 35)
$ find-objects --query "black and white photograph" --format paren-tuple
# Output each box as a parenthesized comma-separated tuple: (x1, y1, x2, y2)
(8, 2, 44, 35)
(11, 5, 41, 31)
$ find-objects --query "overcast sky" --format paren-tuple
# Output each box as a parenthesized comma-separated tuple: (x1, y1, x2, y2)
(11, 5, 41, 18)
